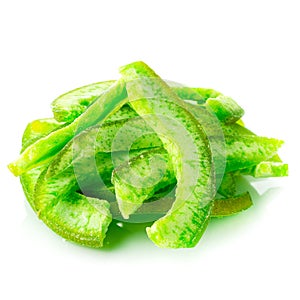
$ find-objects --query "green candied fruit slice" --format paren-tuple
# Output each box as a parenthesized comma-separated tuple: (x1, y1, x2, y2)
(177, 108, 283, 173)
(44, 194, 111, 248)
(225, 135, 284, 172)
(147, 201, 212, 248)
(211, 192, 253, 217)
(20, 117, 67, 211)
(8, 79, 128, 176)
(21, 118, 65, 152)
(240, 153, 283, 176)
(112, 149, 176, 219)
(52, 80, 115, 122)
(120, 61, 214, 248)
(206, 95, 244, 124)
(252, 162, 288, 178)
(35, 160, 112, 248)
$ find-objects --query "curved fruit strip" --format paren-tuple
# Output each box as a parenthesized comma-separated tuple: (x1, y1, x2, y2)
(20, 118, 67, 211)
(120, 61, 215, 248)
(181, 103, 226, 185)
(206, 95, 245, 124)
(52, 80, 115, 122)
(8, 80, 128, 176)
(225, 135, 284, 172)
(240, 153, 288, 178)
(21, 118, 65, 152)
(211, 192, 253, 217)
(35, 167, 112, 248)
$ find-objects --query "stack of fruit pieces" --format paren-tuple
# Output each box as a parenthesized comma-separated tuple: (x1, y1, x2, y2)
(8, 61, 288, 248)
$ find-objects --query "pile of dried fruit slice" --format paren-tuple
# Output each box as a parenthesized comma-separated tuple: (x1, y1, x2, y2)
(8, 61, 288, 248)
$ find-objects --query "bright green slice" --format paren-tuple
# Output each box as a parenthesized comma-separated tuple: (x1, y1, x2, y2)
(20, 118, 66, 211)
(225, 135, 283, 172)
(21, 118, 65, 153)
(120, 61, 214, 248)
(212, 192, 253, 217)
(250, 161, 288, 178)
(52, 80, 115, 122)
(8, 80, 127, 176)
(35, 167, 112, 248)
(206, 95, 244, 124)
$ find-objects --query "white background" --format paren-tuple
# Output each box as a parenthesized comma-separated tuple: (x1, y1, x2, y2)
(0, 1, 299, 299)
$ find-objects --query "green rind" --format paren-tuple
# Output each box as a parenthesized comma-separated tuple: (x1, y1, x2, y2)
(41, 194, 111, 248)
(120, 61, 214, 248)
(211, 192, 253, 217)
(206, 95, 244, 124)
(20, 166, 47, 212)
(146, 202, 212, 248)
(34, 166, 112, 248)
